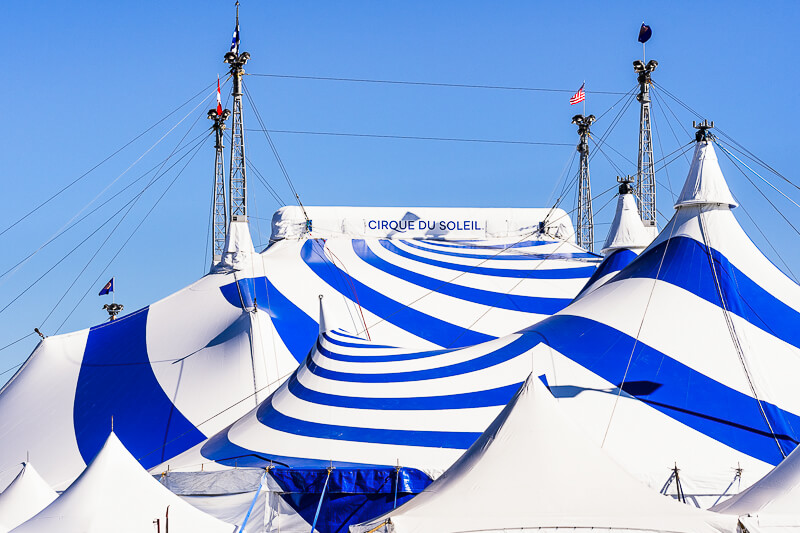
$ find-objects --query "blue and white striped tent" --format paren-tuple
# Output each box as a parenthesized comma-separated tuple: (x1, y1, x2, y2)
(526, 139, 800, 506)
(164, 140, 800, 512)
(0, 207, 596, 491)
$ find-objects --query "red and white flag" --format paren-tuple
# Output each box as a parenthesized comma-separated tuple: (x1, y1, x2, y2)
(569, 83, 586, 105)
(216, 76, 223, 115)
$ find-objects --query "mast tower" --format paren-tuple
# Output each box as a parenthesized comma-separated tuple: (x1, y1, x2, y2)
(572, 114, 595, 252)
(208, 106, 230, 264)
(633, 58, 658, 231)
(224, 4, 250, 222)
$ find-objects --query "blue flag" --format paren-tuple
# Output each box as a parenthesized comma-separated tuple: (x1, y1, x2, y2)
(98, 277, 114, 296)
(638, 23, 652, 43)
(230, 22, 240, 54)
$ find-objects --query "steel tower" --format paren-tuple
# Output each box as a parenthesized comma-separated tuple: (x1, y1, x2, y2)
(224, 7, 250, 222)
(573, 114, 595, 252)
(208, 107, 230, 264)
(633, 58, 658, 231)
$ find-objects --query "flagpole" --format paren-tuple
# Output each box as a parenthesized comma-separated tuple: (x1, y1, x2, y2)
(583, 80, 586, 117)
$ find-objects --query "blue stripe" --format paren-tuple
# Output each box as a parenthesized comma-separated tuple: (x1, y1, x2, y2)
(524, 315, 800, 465)
(200, 424, 382, 469)
(256, 397, 480, 449)
(421, 239, 557, 250)
(575, 248, 638, 299)
(318, 339, 451, 363)
(287, 372, 523, 410)
(353, 240, 572, 315)
(379, 240, 596, 279)
(398, 239, 598, 260)
(321, 332, 396, 350)
(307, 334, 540, 383)
(220, 275, 319, 362)
(617, 236, 800, 354)
(74, 307, 205, 468)
(301, 239, 494, 348)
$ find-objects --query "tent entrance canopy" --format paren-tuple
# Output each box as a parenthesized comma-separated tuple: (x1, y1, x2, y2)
(270, 467, 431, 533)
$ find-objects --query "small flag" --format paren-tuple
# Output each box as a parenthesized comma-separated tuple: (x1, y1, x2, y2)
(216, 76, 223, 115)
(638, 23, 652, 43)
(569, 83, 585, 105)
(230, 21, 240, 54)
(98, 278, 114, 296)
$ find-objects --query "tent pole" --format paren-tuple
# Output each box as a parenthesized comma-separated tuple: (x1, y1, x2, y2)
(310, 467, 332, 533)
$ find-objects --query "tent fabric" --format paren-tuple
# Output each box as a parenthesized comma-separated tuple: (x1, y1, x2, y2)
(676, 141, 737, 208)
(351, 376, 736, 533)
(0, 463, 57, 533)
(602, 191, 652, 254)
(271, 467, 431, 533)
(712, 441, 800, 530)
(11, 433, 234, 533)
(519, 140, 800, 506)
(159, 328, 540, 474)
(0, 212, 596, 491)
(577, 188, 650, 300)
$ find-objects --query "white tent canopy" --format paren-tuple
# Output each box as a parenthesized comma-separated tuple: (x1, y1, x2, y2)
(352, 376, 736, 533)
(576, 183, 651, 299)
(0, 463, 56, 533)
(11, 432, 234, 533)
(712, 443, 800, 531)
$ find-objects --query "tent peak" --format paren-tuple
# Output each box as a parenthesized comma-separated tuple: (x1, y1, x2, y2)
(601, 179, 651, 255)
(674, 140, 737, 210)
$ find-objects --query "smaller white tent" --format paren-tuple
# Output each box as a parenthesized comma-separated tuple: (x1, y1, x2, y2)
(712, 443, 800, 532)
(576, 180, 651, 299)
(0, 463, 56, 533)
(352, 376, 736, 533)
(11, 433, 234, 533)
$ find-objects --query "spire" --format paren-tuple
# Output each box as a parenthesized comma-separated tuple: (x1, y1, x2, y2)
(602, 177, 651, 255)
(208, 102, 231, 265)
(675, 121, 737, 209)
(633, 58, 658, 231)
(572, 114, 595, 252)
(224, 4, 249, 223)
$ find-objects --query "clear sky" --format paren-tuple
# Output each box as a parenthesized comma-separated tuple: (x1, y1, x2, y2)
(0, 1, 798, 382)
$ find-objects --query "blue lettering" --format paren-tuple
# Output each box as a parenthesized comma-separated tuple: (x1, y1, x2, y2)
(447, 221, 456, 231)
(368, 220, 377, 230)
(381, 221, 389, 230)
(439, 221, 446, 231)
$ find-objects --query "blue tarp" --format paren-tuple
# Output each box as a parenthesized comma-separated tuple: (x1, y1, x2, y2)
(270, 467, 432, 533)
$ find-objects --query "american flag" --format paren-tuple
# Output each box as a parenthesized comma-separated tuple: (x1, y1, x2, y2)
(569, 83, 586, 105)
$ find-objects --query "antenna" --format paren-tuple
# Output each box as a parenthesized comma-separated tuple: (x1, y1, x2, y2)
(224, 4, 250, 223)
(632, 58, 658, 231)
(572, 114, 596, 252)
(208, 106, 231, 264)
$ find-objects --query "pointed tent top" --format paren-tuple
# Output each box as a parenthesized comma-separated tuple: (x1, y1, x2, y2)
(353, 375, 734, 532)
(602, 183, 652, 255)
(675, 140, 737, 209)
(13, 432, 231, 533)
(0, 462, 57, 532)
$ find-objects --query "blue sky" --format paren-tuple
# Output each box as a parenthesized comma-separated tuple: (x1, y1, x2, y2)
(0, 1, 797, 381)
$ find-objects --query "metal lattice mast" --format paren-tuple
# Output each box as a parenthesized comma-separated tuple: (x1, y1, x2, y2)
(572, 114, 595, 252)
(208, 106, 230, 264)
(633, 58, 658, 230)
(224, 7, 250, 222)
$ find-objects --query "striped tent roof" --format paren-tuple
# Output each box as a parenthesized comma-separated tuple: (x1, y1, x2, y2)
(0, 207, 596, 490)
